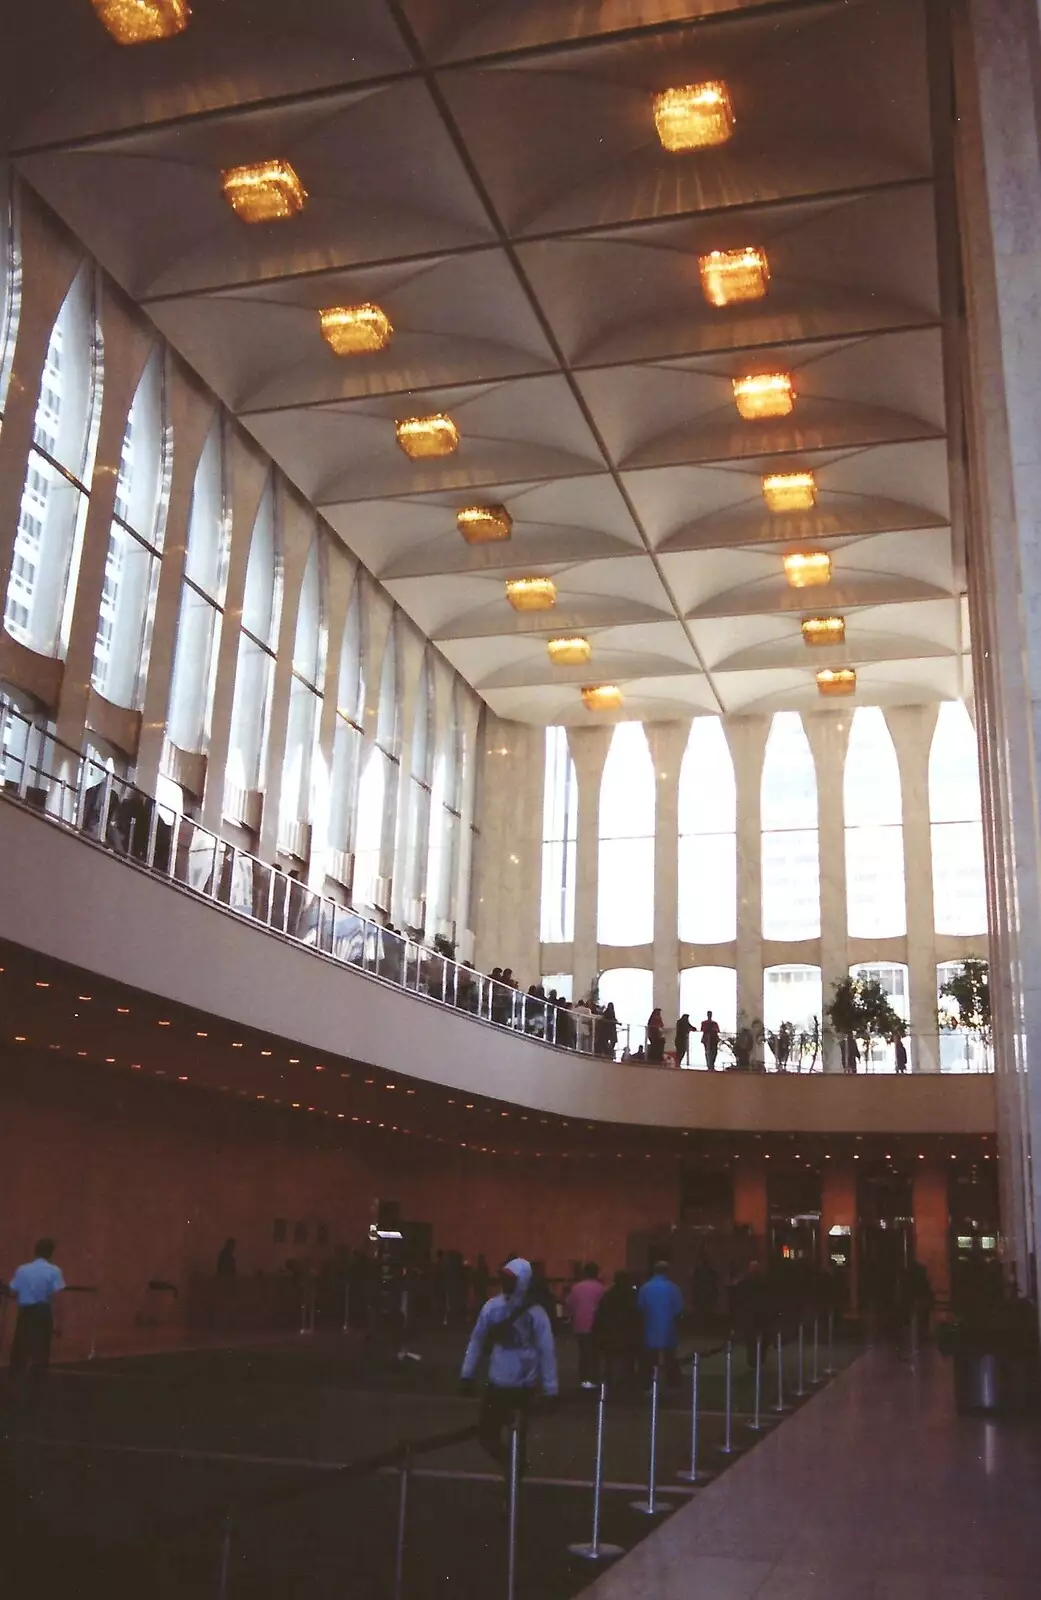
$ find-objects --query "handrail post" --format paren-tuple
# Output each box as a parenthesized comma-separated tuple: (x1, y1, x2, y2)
(795, 1321, 807, 1397)
(772, 1328, 789, 1413)
(717, 1339, 737, 1455)
(88, 1288, 99, 1362)
(811, 1315, 821, 1385)
(506, 1415, 521, 1600)
(747, 1336, 766, 1432)
(393, 1445, 411, 1600)
(631, 1363, 666, 1515)
(824, 1308, 837, 1376)
(677, 1349, 703, 1482)
(569, 1381, 623, 1560)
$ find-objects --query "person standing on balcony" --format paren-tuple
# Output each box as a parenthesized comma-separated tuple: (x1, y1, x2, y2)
(701, 1010, 721, 1071)
(675, 1013, 693, 1066)
(647, 1008, 666, 1064)
(6, 1238, 65, 1405)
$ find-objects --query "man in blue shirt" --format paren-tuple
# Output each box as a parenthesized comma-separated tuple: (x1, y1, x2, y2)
(7, 1238, 65, 1402)
(637, 1260, 684, 1386)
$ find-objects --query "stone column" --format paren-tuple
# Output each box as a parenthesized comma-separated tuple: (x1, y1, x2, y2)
(728, 716, 770, 1046)
(888, 706, 940, 1073)
(257, 485, 310, 861)
(805, 711, 851, 1072)
(647, 720, 690, 1018)
(567, 725, 612, 1002)
(472, 712, 542, 980)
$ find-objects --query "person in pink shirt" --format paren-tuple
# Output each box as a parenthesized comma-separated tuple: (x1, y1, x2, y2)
(567, 1263, 606, 1389)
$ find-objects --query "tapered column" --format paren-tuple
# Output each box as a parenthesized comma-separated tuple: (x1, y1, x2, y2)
(805, 712, 851, 1072)
(888, 706, 940, 1072)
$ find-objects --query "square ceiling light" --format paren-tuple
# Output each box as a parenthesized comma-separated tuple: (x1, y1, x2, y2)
(784, 551, 832, 588)
(457, 505, 512, 543)
(395, 414, 460, 459)
(802, 616, 845, 646)
(816, 667, 856, 696)
(763, 471, 816, 512)
(653, 82, 734, 151)
(222, 161, 307, 223)
(699, 248, 769, 308)
(506, 577, 556, 612)
(732, 373, 794, 420)
(547, 637, 591, 666)
(319, 304, 392, 356)
(582, 685, 623, 712)
(92, 0, 190, 43)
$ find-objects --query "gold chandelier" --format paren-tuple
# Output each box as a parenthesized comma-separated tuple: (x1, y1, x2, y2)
(699, 247, 769, 307)
(802, 616, 845, 646)
(732, 372, 794, 420)
(221, 161, 307, 223)
(816, 667, 856, 696)
(505, 577, 556, 612)
(395, 415, 460, 459)
(652, 82, 734, 151)
(319, 304, 392, 356)
(762, 471, 816, 512)
(457, 505, 512, 543)
(547, 637, 591, 666)
(784, 551, 832, 588)
(91, 0, 190, 43)
(582, 685, 623, 712)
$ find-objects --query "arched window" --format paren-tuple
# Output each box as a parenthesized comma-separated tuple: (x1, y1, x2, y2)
(91, 347, 171, 709)
(280, 537, 324, 831)
(226, 477, 281, 804)
(540, 726, 578, 944)
(0, 178, 22, 425)
(598, 967, 654, 1056)
(678, 717, 736, 942)
(679, 966, 737, 1067)
(354, 615, 401, 909)
(427, 685, 466, 936)
(598, 722, 655, 945)
(5, 263, 103, 657)
(329, 576, 365, 863)
(929, 701, 987, 935)
(761, 712, 820, 941)
(937, 962, 992, 1074)
(850, 962, 910, 1072)
(763, 964, 822, 1070)
(166, 419, 230, 753)
(404, 651, 436, 925)
(844, 707, 905, 937)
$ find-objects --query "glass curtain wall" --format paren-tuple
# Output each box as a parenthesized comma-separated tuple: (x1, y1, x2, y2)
(225, 477, 281, 810)
(844, 707, 906, 937)
(166, 419, 230, 754)
(598, 722, 655, 945)
(678, 716, 736, 942)
(761, 712, 820, 941)
(540, 725, 578, 944)
(929, 702, 988, 935)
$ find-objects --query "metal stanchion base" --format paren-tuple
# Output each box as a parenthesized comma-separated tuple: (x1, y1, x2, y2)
(716, 1444, 743, 1458)
(675, 1467, 710, 1484)
(629, 1499, 669, 1516)
(568, 1542, 624, 1561)
(744, 1419, 777, 1433)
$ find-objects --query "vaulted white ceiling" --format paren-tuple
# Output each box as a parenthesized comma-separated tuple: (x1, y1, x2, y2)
(4, 0, 967, 723)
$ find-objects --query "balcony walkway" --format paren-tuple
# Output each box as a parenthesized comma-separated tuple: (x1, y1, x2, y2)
(584, 1344, 1041, 1600)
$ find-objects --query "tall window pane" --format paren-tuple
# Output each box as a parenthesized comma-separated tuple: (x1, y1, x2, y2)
(763, 964, 822, 1069)
(678, 716, 736, 942)
(679, 966, 737, 1067)
(329, 578, 365, 859)
(405, 652, 435, 922)
(354, 747, 387, 908)
(761, 712, 820, 941)
(598, 722, 655, 945)
(5, 264, 103, 656)
(226, 479, 280, 800)
(280, 539, 323, 829)
(850, 962, 910, 1073)
(355, 617, 401, 907)
(844, 707, 905, 937)
(929, 702, 987, 935)
(0, 179, 22, 424)
(540, 726, 578, 944)
(92, 347, 171, 708)
(167, 420, 228, 752)
(598, 967, 654, 1056)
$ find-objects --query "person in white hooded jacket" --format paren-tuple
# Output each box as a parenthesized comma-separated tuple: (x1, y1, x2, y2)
(460, 1256, 558, 1477)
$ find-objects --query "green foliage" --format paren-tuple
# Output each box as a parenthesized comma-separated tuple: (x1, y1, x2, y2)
(432, 933, 457, 961)
(827, 976, 904, 1054)
(939, 958, 991, 1044)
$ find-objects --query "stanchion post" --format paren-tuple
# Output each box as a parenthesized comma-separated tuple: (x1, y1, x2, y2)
(772, 1329, 790, 1413)
(795, 1321, 806, 1397)
(676, 1350, 703, 1483)
(909, 1308, 919, 1372)
(88, 1290, 99, 1362)
(747, 1337, 765, 1432)
(717, 1340, 737, 1456)
(342, 1282, 351, 1335)
(217, 1506, 233, 1600)
(506, 1415, 521, 1600)
(824, 1308, 837, 1376)
(631, 1364, 666, 1515)
(393, 1445, 411, 1600)
(569, 1382, 624, 1560)
(811, 1316, 821, 1385)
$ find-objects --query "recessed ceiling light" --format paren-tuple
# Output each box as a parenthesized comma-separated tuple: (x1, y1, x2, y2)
(78, 994, 92, 1001)
(35, 981, 49, 989)
(157, 1020, 171, 1027)
(801, 616, 845, 646)
(232, 1042, 243, 1048)
(505, 577, 556, 612)
(732, 372, 794, 420)
(783, 551, 831, 588)
(816, 667, 856, 697)
(221, 160, 307, 223)
(653, 81, 734, 151)
(699, 247, 769, 307)
(547, 636, 591, 666)
(261, 1050, 272, 1057)
(289, 1058, 299, 1064)
(762, 471, 816, 512)
(457, 505, 512, 543)
(105, 1057, 115, 1063)
(91, 0, 190, 44)
(319, 303, 392, 355)
(178, 1075, 188, 1082)
(14, 1035, 26, 1043)
(314, 1064, 325, 1072)
(395, 414, 459, 458)
(582, 684, 623, 712)
(196, 1031, 207, 1038)
(117, 1006, 130, 1014)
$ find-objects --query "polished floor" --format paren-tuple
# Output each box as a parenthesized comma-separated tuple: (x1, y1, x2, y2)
(584, 1346, 1041, 1600)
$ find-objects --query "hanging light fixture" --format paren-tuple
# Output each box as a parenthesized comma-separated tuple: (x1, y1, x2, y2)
(801, 616, 845, 646)
(395, 414, 460, 459)
(457, 505, 512, 543)
(582, 685, 623, 712)
(762, 471, 817, 512)
(783, 551, 832, 588)
(699, 247, 769, 307)
(319, 304, 392, 356)
(505, 577, 556, 612)
(652, 81, 734, 151)
(816, 667, 856, 696)
(732, 372, 795, 420)
(221, 161, 307, 223)
(547, 637, 591, 666)
(91, 0, 190, 43)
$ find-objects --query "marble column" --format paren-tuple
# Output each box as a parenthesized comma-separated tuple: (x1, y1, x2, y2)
(805, 711, 851, 1072)
(887, 706, 940, 1073)
(567, 725, 612, 1003)
(648, 719, 690, 1018)
(728, 715, 770, 1045)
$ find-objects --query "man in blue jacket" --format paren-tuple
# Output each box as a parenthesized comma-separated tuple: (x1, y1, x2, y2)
(461, 1256, 558, 1479)
(637, 1260, 685, 1386)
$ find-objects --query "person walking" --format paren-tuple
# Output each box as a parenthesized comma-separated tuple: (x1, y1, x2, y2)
(646, 1008, 666, 1064)
(637, 1260, 684, 1386)
(566, 1264, 606, 1389)
(894, 1035, 908, 1074)
(675, 1013, 693, 1067)
(701, 1010, 721, 1071)
(593, 1272, 643, 1389)
(6, 1238, 65, 1404)
(460, 1257, 558, 1483)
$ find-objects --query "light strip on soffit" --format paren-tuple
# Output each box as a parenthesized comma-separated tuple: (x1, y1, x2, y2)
(457, 505, 512, 543)
(699, 248, 769, 307)
(547, 636, 591, 665)
(653, 82, 734, 151)
(222, 161, 307, 223)
(91, 0, 190, 43)
(319, 304, 392, 355)
(506, 577, 556, 612)
(762, 471, 816, 512)
(733, 373, 794, 419)
(582, 685, 623, 712)
(801, 616, 845, 646)
(784, 551, 831, 588)
(816, 667, 856, 696)
(395, 415, 460, 459)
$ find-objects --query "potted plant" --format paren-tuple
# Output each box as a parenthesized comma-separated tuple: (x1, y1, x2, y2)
(826, 976, 903, 1073)
(939, 958, 992, 1070)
